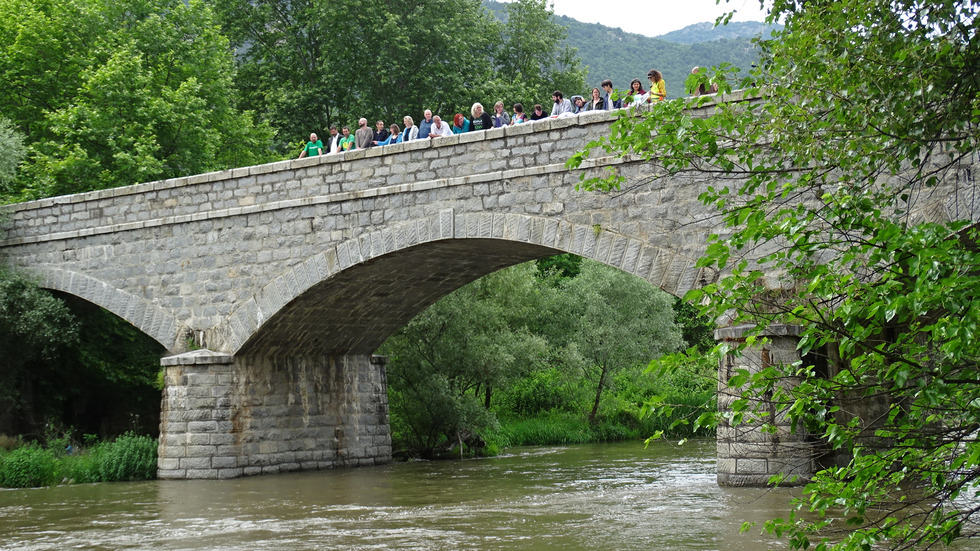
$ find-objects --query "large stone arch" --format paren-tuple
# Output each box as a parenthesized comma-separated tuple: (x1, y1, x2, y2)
(27, 266, 180, 350)
(216, 211, 715, 357)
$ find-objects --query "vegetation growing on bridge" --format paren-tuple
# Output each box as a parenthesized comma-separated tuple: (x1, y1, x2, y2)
(570, 0, 980, 549)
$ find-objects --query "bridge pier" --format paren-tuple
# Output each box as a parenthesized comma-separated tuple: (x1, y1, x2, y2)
(715, 324, 817, 487)
(157, 350, 391, 479)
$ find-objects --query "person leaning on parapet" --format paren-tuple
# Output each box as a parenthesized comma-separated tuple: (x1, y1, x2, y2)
(378, 123, 402, 146)
(429, 115, 453, 138)
(401, 116, 420, 142)
(529, 103, 547, 121)
(326, 126, 341, 154)
(469, 102, 493, 132)
(689, 66, 720, 96)
(298, 132, 323, 158)
(372, 120, 389, 146)
(549, 90, 573, 117)
(648, 69, 667, 102)
(570, 94, 586, 114)
(511, 103, 527, 124)
(624, 78, 649, 107)
(418, 109, 435, 139)
(601, 79, 623, 110)
(492, 101, 511, 127)
(585, 87, 605, 111)
(339, 126, 355, 152)
(452, 113, 470, 134)
(355, 118, 374, 149)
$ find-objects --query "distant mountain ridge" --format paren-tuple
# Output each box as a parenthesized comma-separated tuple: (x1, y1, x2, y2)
(656, 21, 781, 44)
(483, 1, 773, 99)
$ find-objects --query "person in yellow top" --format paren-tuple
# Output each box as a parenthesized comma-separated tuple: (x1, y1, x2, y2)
(647, 69, 667, 102)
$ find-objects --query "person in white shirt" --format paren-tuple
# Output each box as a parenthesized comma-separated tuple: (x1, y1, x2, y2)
(428, 115, 453, 138)
(326, 126, 341, 154)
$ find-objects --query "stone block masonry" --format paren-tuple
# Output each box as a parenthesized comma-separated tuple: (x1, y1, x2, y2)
(158, 350, 390, 479)
(714, 324, 815, 487)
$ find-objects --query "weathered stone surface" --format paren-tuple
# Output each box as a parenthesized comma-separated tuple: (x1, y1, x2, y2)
(157, 353, 390, 480)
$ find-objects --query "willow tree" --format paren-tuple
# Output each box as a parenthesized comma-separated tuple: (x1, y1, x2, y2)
(570, 0, 980, 549)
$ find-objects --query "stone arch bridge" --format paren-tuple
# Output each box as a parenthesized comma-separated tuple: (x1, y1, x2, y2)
(2, 93, 975, 483)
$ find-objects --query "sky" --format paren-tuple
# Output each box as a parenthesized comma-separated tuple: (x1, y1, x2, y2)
(513, 0, 772, 38)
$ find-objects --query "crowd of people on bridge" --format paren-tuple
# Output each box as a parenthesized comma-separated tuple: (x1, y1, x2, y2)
(298, 67, 718, 158)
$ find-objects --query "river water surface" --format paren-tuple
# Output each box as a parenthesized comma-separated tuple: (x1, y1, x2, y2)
(0, 439, 937, 550)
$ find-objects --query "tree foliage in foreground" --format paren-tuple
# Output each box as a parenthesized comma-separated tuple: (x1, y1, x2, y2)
(570, 0, 980, 549)
(0, 0, 273, 201)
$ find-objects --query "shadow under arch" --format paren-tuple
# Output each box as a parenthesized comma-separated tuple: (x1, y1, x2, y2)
(26, 266, 180, 351)
(221, 212, 714, 357)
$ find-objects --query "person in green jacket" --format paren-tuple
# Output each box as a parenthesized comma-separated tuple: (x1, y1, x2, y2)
(298, 133, 323, 158)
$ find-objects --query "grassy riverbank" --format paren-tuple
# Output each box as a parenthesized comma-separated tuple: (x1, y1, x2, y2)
(0, 432, 157, 488)
(490, 392, 715, 450)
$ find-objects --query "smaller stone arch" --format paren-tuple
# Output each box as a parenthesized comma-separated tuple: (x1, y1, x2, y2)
(217, 210, 715, 356)
(28, 266, 179, 351)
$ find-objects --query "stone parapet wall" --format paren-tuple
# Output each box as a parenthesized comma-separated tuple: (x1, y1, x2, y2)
(158, 350, 390, 480)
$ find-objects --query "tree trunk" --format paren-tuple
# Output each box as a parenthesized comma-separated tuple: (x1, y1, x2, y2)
(588, 367, 608, 425)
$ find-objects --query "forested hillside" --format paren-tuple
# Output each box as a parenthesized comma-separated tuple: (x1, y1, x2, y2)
(485, 1, 768, 98)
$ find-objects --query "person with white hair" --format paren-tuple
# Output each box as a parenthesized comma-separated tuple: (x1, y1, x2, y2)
(429, 115, 453, 137)
(468, 103, 493, 132)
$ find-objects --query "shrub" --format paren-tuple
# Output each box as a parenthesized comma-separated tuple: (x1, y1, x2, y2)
(0, 444, 57, 487)
(91, 433, 157, 482)
(495, 368, 589, 417)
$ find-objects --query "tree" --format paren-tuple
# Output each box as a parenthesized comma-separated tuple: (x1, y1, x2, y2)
(0, 269, 78, 435)
(0, 118, 26, 193)
(495, 0, 586, 103)
(554, 260, 683, 424)
(380, 262, 553, 457)
(212, 0, 506, 147)
(0, 0, 273, 200)
(570, 0, 980, 549)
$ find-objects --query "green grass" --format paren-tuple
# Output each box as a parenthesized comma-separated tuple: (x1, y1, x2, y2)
(486, 391, 716, 451)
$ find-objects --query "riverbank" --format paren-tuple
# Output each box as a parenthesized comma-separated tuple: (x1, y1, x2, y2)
(0, 432, 157, 488)
(396, 390, 717, 460)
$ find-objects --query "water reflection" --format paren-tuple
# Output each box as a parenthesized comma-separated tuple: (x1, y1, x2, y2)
(0, 440, 862, 550)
